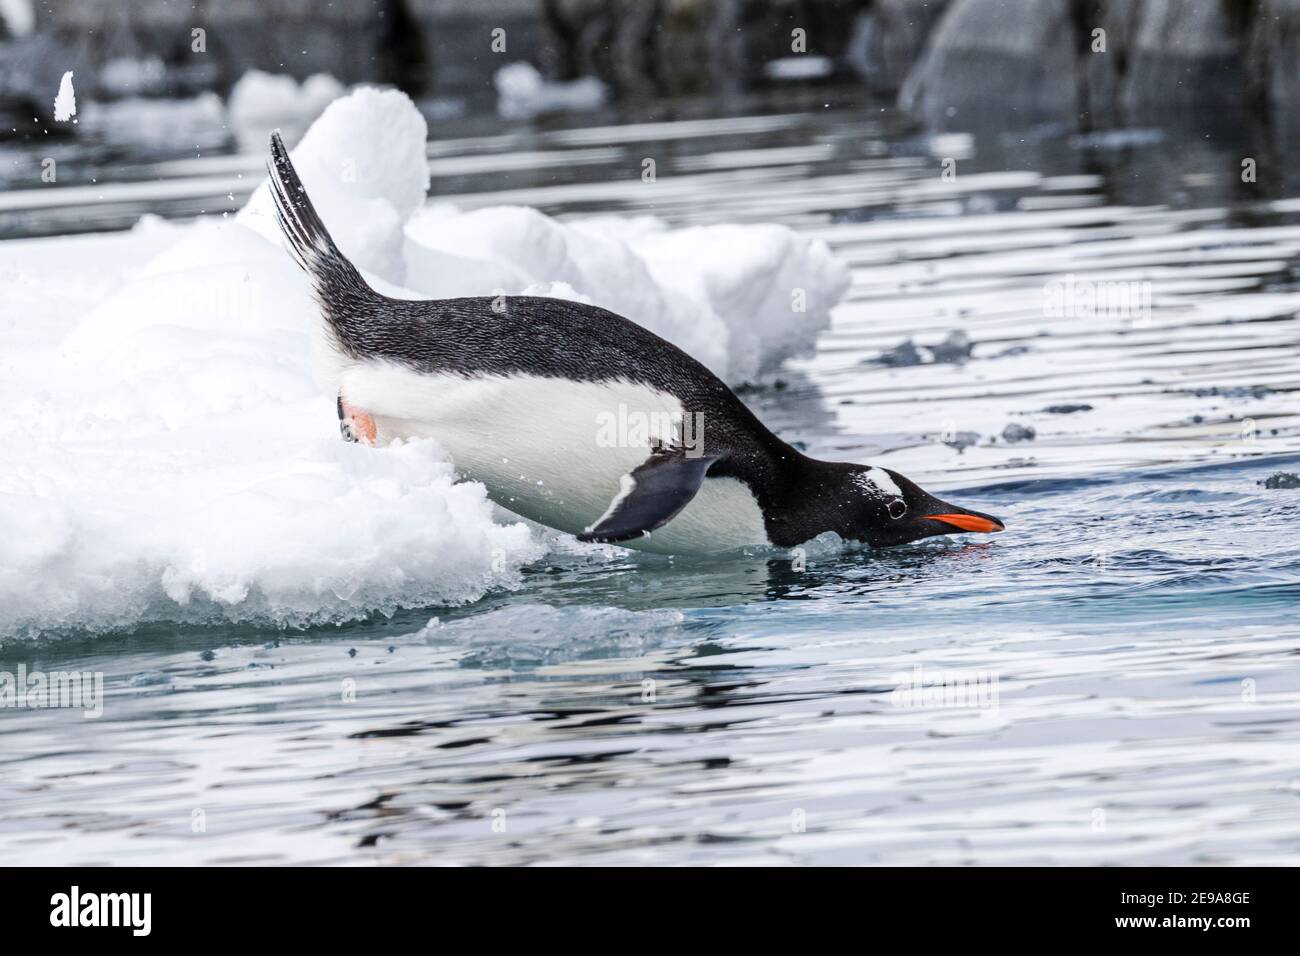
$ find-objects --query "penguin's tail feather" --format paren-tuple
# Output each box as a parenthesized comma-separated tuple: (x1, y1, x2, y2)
(266, 130, 378, 353)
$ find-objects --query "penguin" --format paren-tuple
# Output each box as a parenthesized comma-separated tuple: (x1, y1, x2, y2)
(266, 132, 1004, 555)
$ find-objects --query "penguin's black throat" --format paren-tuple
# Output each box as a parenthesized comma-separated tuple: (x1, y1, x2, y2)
(766, 459, 1005, 550)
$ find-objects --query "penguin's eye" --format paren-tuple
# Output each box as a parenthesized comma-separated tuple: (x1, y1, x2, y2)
(888, 499, 907, 520)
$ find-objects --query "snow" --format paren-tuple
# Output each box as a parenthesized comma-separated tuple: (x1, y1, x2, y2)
(618, 220, 847, 381)
(227, 70, 346, 151)
(53, 71, 75, 122)
(240, 85, 430, 285)
(405, 208, 846, 381)
(494, 62, 606, 119)
(78, 94, 226, 148)
(0, 87, 849, 640)
(0, 218, 543, 640)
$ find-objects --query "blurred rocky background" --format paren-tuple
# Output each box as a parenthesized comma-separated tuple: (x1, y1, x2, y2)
(3, 0, 1300, 139)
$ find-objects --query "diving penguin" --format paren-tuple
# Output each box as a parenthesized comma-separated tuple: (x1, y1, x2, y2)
(267, 132, 1004, 555)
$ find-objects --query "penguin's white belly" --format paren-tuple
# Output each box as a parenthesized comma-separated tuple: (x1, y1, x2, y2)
(338, 363, 771, 554)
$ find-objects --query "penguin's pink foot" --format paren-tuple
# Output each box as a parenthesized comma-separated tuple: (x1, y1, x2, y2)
(337, 395, 377, 446)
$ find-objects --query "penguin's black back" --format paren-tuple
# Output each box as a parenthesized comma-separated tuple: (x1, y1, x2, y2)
(267, 128, 822, 538)
(346, 292, 800, 480)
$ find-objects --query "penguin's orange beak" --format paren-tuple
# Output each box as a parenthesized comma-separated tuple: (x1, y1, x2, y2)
(927, 512, 1005, 534)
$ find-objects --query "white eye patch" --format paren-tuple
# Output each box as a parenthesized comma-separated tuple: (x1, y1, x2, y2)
(854, 467, 908, 519)
(855, 466, 904, 499)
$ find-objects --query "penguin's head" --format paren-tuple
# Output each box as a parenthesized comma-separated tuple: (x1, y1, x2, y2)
(848, 465, 1004, 548)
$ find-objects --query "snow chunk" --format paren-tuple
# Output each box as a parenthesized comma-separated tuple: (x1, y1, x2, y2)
(0, 216, 541, 641)
(227, 70, 346, 152)
(53, 70, 75, 122)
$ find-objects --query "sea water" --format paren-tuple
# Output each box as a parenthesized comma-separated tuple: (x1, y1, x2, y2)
(1, 89, 1298, 865)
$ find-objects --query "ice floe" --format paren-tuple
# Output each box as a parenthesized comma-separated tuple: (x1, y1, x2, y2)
(0, 87, 848, 638)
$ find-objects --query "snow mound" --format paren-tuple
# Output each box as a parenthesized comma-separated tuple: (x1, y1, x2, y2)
(1, 432, 540, 639)
(0, 215, 541, 641)
(601, 218, 848, 382)
(405, 207, 847, 382)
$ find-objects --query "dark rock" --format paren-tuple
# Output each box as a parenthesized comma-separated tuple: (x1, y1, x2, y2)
(994, 344, 1032, 358)
(845, 0, 952, 94)
(1117, 0, 1247, 122)
(1190, 385, 1273, 399)
(734, 377, 789, 395)
(1245, 0, 1300, 145)
(0, 0, 543, 103)
(1001, 422, 1036, 443)
(1261, 472, 1300, 489)
(943, 430, 980, 452)
(875, 329, 971, 366)
(544, 0, 886, 100)
(898, 0, 1269, 133)
(929, 329, 972, 363)
(899, 0, 1078, 128)
(877, 338, 924, 367)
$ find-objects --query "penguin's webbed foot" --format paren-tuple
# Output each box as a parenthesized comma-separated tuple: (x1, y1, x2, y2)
(337, 394, 377, 446)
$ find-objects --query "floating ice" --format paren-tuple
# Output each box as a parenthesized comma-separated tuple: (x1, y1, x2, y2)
(0, 216, 542, 640)
(494, 62, 606, 120)
(0, 86, 849, 639)
(227, 70, 346, 152)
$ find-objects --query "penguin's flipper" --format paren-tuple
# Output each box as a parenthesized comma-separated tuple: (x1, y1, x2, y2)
(578, 448, 721, 544)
